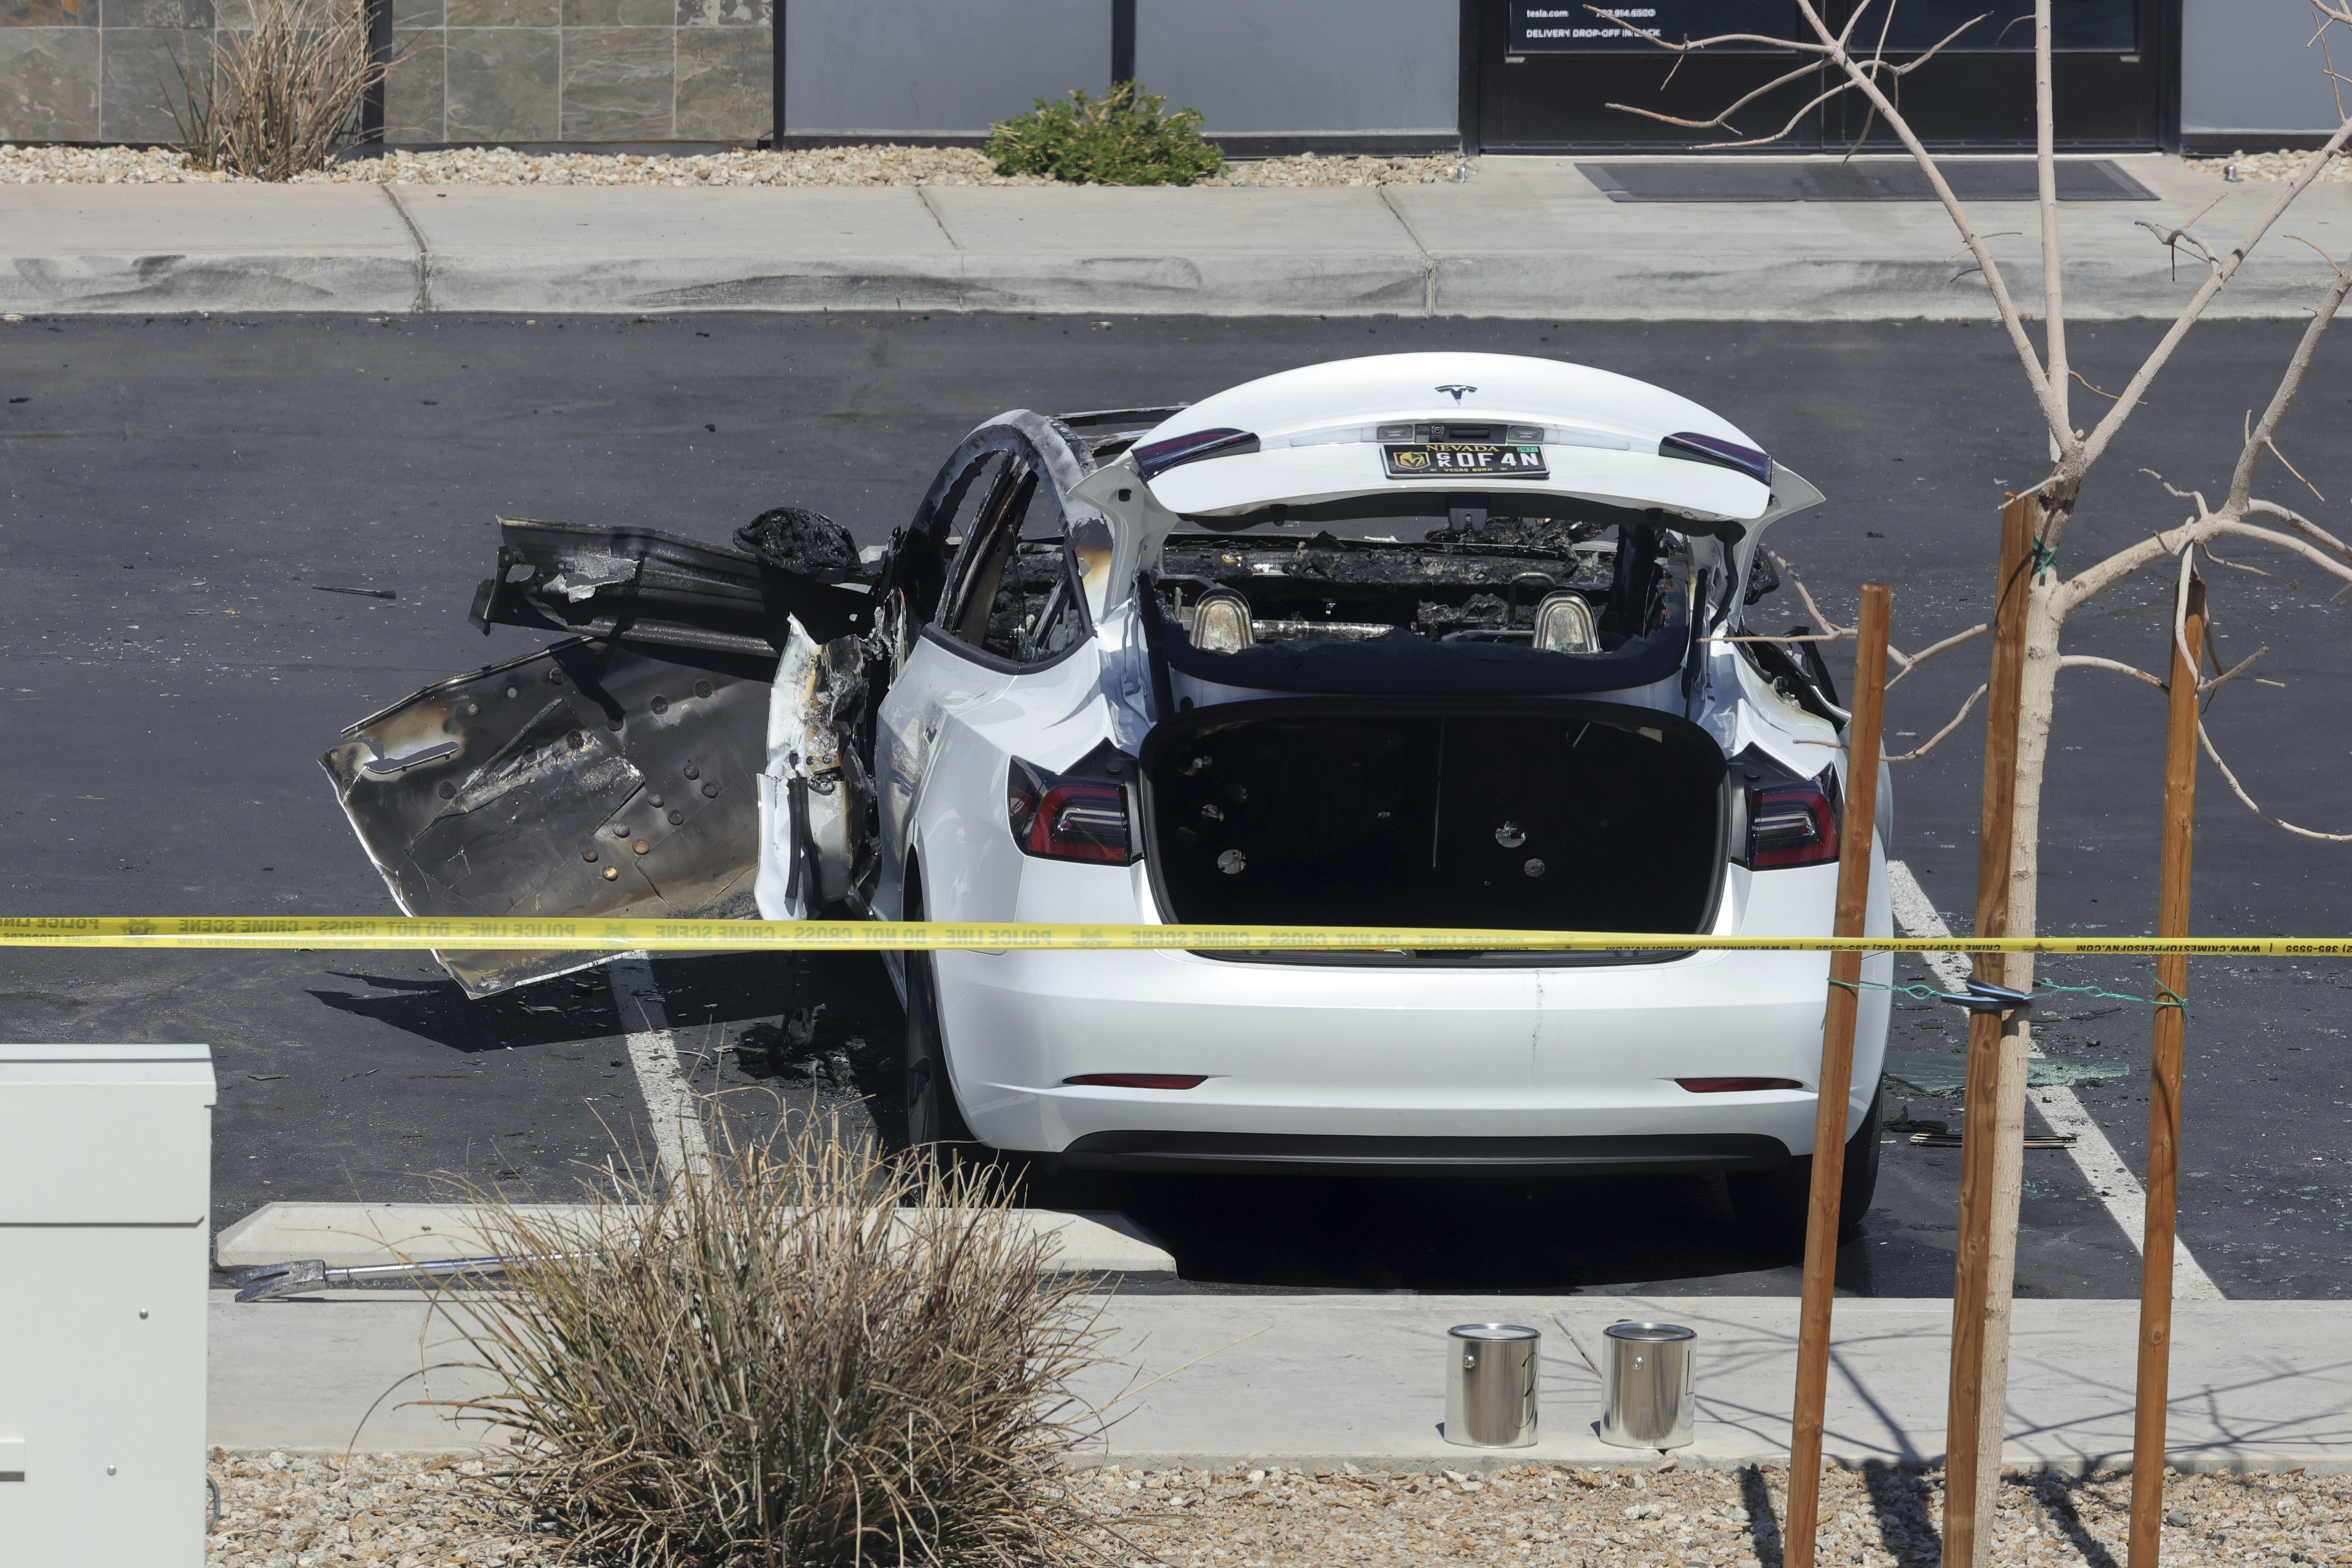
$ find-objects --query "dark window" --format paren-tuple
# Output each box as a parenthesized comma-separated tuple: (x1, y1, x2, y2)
(937, 458, 1088, 666)
(1508, 0, 1796, 54)
(1881, 0, 2136, 51)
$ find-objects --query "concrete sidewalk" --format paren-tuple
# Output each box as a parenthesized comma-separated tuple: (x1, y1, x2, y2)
(211, 1289, 2352, 1474)
(11, 156, 2352, 319)
(212, 1199, 1177, 1275)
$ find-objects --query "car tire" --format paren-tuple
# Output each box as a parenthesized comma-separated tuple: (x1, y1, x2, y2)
(900, 880, 975, 1154)
(1726, 1087, 1882, 1255)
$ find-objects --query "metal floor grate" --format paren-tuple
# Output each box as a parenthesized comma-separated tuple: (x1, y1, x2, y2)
(1577, 158, 2158, 201)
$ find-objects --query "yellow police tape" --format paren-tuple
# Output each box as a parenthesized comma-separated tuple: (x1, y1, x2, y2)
(1, 916, 2348, 957)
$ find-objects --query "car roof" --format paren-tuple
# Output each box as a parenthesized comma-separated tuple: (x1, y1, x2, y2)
(1133, 351, 1776, 524)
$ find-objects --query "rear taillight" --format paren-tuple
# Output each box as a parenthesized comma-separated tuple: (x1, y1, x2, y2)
(1063, 1073, 1206, 1090)
(1007, 756, 1137, 864)
(1134, 426, 1258, 479)
(1677, 1076, 1804, 1093)
(1660, 430, 1773, 485)
(1747, 771, 1841, 869)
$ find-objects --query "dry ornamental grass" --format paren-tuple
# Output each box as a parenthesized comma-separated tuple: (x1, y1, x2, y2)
(162, 0, 391, 180)
(417, 1118, 1109, 1567)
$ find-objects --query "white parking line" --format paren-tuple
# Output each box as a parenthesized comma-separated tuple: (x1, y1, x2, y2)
(606, 954, 711, 1182)
(1886, 860, 2224, 1300)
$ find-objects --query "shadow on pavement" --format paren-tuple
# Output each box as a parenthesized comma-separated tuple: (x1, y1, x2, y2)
(1022, 1166, 1967, 1296)
(309, 969, 619, 1053)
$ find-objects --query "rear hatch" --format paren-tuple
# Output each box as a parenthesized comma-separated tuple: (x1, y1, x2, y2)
(1138, 697, 1729, 959)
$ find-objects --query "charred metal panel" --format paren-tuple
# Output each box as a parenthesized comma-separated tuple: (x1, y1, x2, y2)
(469, 517, 873, 654)
(757, 617, 881, 919)
(322, 637, 771, 997)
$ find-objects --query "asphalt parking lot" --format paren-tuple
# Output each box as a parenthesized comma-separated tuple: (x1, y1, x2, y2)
(3, 311, 2348, 1298)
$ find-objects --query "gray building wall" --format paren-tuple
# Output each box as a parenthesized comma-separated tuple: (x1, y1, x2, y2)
(2183, 0, 2345, 136)
(783, 0, 1456, 140)
(1138, 0, 1456, 135)
(0, 0, 1461, 147)
(783, 0, 1107, 136)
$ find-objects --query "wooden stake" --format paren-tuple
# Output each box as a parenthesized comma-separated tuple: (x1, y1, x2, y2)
(1942, 494, 2037, 1568)
(2128, 574, 2205, 1568)
(1783, 583, 1893, 1568)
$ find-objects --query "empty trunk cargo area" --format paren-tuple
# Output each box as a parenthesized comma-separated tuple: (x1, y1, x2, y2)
(1139, 699, 1729, 940)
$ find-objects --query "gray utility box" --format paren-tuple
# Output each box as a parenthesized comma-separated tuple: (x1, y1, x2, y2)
(0, 1044, 216, 1566)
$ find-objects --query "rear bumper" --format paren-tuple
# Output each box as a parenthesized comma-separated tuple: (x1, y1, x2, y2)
(932, 935, 1891, 1163)
(1056, 1130, 1791, 1178)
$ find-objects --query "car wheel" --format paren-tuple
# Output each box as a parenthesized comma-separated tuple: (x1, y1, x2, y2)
(900, 882, 975, 1154)
(1726, 1087, 1882, 1255)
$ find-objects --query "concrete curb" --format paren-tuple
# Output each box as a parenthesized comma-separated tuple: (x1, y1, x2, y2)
(11, 156, 2348, 319)
(1, 253, 421, 314)
(9, 249, 2338, 320)
(213, 1200, 1175, 1274)
(1422, 255, 2346, 321)
(422, 254, 967, 314)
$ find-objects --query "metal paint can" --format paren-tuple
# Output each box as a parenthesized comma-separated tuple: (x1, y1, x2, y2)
(1445, 1323, 1540, 1448)
(1599, 1321, 1696, 1449)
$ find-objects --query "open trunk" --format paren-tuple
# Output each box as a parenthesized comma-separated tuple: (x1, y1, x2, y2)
(1138, 697, 1729, 953)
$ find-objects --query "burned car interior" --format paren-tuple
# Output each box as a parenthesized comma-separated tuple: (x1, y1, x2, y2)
(1142, 504, 1693, 695)
(1139, 697, 1730, 943)
(321, 402, 1842, 996)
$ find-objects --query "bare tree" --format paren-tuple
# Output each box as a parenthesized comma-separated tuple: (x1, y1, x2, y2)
(1600, 0, 2352, 1554)
(1599, 2, 2352, 825)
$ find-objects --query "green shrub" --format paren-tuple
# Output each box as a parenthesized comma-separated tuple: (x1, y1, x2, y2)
(986, 82, 1226, 186)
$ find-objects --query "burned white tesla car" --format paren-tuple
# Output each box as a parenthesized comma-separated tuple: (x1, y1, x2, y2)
(323, 352, 1890, 1235)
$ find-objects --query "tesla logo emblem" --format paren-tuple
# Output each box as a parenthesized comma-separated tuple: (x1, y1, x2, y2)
(1436, 384, 1477, 401)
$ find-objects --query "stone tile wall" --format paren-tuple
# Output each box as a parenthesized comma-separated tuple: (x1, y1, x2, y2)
(387, 0, 769, 142)
(0, 0, 218, 143)
(0, 0, 769, 143)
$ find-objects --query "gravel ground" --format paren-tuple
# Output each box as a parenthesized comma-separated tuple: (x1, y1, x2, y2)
(205, 1450, 2351, 1567)
(2184, 148, 2352, 182)
(207, 1450, 563, 1568)
(0, 143, 1469, 188)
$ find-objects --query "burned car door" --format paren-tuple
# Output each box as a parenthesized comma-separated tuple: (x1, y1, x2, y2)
(755, 617, 883, 921)
(323, 515, 870, 997)
(867, 416, 1108, 926)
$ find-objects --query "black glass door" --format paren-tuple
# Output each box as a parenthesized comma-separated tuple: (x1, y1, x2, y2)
(1477, 0, 1827, 152)
(1821, 0, 2162, 149)
(1474, 0, 2165, 152)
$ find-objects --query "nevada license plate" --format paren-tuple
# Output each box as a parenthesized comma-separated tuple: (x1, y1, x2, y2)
(1382, 443, 1550, 479)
